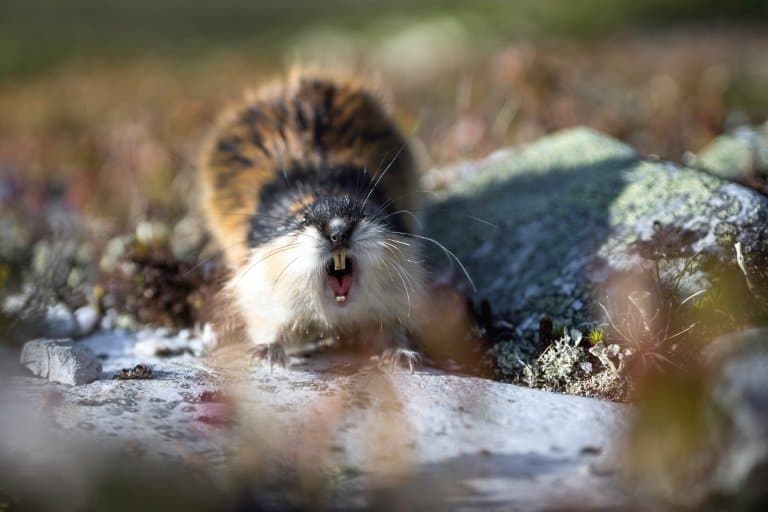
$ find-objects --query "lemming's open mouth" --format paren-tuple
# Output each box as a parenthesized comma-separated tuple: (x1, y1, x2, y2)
(326, 249, 354, 306)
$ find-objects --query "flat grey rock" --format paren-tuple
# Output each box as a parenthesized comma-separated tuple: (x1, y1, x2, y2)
(1, 329, 633, 509)
(20, 338, 102, 385)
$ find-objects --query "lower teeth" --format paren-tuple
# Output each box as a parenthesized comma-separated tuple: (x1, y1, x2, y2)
(335, 295, 346, 302)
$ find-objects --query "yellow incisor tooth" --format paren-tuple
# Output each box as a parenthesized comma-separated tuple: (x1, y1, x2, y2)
(333, 249, 347, 271)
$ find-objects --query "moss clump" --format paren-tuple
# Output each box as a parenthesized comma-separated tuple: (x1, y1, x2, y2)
(520, 328, 633, 400)
(100, 235, 221, 329)
(521, 329, 585, 392)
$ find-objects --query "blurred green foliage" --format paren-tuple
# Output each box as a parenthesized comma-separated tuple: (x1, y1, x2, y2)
(2, 0, 767, 80)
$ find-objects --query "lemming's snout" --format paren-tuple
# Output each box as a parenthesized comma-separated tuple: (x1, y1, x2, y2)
(327, 217, 353, 249)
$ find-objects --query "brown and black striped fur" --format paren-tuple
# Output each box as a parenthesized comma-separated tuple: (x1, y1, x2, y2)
(199, 71, 417, 268)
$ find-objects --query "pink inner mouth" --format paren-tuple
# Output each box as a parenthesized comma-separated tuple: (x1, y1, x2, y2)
(327, 257, 354, 306)
(329, 274, 353, 296)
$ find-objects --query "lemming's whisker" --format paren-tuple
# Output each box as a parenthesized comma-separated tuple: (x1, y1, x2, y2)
(379, 248, 417, 293)
(381, 242, 404, 258)
(183, 239, 246, 276)
(274, 256, 301, 286)
(254, 244, 301, 266)
(381, 241, 400, 251)
(232, 243, 301, 287)
(362, 144, 405, 210)
(366, 189, 436, 230)
(369, 198, 397, 220)
(292, 231, 323, 243)
(395, 269, 412, 319)
(466, 215, 499, 229)
(386, 238, 411, 247)
(380, 239, 401, 249)
(391, 231, 476, 291)
(370, 189, 435, 215)
(354, 165, 367, 200)
(398, 260, 417, 292)
(382, 259, 412, 318)
(375, 209, 422, 228)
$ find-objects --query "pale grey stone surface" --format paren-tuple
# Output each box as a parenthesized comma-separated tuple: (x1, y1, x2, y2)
(233, 354, 633, 509)
(20, 338, 102, 385)
(2, 329, 633, 509)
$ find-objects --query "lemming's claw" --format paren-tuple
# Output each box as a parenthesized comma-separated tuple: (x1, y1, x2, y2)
(379, 348, 422, 374)
(248, 343, 287, 373)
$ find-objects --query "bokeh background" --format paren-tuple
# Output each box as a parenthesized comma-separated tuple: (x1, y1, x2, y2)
(2, 0, 768, 221)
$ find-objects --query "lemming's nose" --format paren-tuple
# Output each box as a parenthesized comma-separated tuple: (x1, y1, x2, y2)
(328, 218, 351, 246)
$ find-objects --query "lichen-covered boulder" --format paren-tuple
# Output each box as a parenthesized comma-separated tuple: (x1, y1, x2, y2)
(423, 127, 768, 378)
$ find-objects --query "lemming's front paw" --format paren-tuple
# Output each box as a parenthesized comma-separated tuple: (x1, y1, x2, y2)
(248, 343, 287, 372)
(379, 347, 422, 373)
